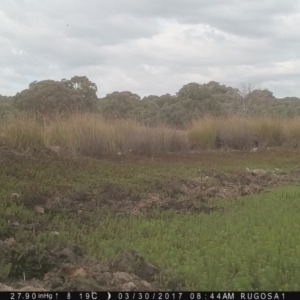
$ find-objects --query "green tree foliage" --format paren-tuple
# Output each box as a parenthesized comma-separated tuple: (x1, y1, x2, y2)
(246, 89, 276, 115)
(204, 81, 237, 94)
(177, 82, 211, 100)
(172, 82, 223, 126)
(98, 83, 226, 127)
(61, 76, 98, 111)
(0, 103, 19, 121)
(7, 77, 300, 125)
(99, 91, 141, 119)
(0, 95, 14, 104)
(0, 95, 17, 121)
(138, 94, 178, 125)
(133, 96, 159, 125)
(13, 80, 84, 115)
(236, 83, 276, 116)
(177, 82, 223, 113)
(13, 76, 99, 115)
(269, 96, 300, 117)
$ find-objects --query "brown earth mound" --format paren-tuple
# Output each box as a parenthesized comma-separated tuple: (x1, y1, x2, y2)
(0, 243, 180, 291)
(122, 167, 297, 214)
(69, 168, 297, 214)
(9, 168, 300, 217)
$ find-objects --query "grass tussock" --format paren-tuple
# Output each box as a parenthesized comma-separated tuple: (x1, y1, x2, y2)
(187, 116, 256, 150)
(251, 116, 285, 147)
(216, 116, 255, 150)
(188, 117, 218, 150)
(0, 113, 188, 157)
(65, 115, 188, 156)
(3, 113, 300, 156)
(283, 118, 300, 149)
(0, 117, 46, 152)
(187, 115, 300, 150)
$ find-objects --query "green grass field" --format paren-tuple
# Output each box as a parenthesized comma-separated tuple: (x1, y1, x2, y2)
(1, 150, 300, 290)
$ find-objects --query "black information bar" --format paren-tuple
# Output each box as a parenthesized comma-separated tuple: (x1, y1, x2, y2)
(3, 291, 297, 300)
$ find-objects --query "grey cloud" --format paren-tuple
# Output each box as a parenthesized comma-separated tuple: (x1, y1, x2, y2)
(100, 0, 300, 37)
(0, 0, 300, 98)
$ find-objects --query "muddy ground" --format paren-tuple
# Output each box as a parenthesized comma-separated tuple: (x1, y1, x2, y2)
(1, 149, 300, 291)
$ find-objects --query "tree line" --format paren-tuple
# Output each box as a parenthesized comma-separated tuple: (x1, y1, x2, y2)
(1, 76, 300, 127)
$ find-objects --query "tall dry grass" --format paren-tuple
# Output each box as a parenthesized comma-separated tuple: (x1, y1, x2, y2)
(0, 113, 188, 156)
(216, 116, 255, 150)
(188, 116, 218, 150)
(188, 115, 255, 150)
(251, 116, 285, 147)
(283, 118, 300, 148)
(2, 113, 300, 157)
(0, 117, 46, 152)
(187, 115, 300, 150)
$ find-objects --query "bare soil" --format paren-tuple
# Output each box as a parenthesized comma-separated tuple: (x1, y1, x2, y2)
(0, 245, 179, 291)
(15, 167, 296, 216)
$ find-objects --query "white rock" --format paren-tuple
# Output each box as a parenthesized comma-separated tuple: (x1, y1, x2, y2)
(121, 282, 136, 290)
(49, 146, 61, 154)
(113, 272, 135, 283)
(0, 283, 14, 291)
(11, 193, 20, 199)
(34, 205, 45, 214)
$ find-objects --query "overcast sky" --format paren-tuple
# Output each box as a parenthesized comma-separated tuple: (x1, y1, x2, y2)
(1, 0, 300, 99)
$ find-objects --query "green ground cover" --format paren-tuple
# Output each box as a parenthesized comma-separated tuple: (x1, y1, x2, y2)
(0, 150, 300, 290)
